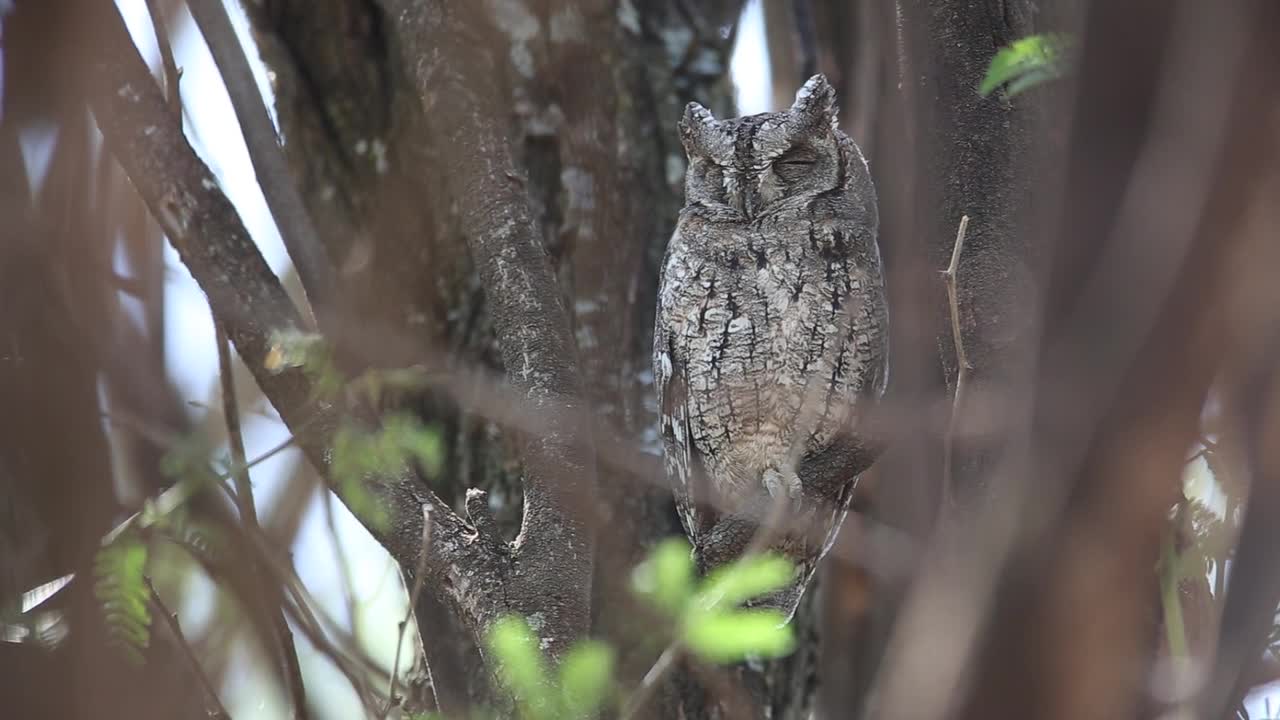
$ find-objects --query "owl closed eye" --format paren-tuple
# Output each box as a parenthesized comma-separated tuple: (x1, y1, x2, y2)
(772, 148, 819, 184)
(677, 80, 847, 220)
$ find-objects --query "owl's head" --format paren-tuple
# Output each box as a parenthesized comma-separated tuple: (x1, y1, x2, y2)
(679, 74, 849, 220)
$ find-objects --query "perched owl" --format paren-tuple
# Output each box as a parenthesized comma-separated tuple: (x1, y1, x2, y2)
(653, 75, 887, 620)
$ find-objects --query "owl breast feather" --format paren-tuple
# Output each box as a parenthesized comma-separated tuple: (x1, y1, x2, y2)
(656, 213, 885, 504)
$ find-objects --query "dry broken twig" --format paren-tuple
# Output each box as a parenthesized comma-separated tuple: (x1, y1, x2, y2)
(942, 214, 971, 503)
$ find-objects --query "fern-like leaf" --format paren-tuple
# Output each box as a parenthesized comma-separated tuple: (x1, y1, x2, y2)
(93, 532, 151, 663)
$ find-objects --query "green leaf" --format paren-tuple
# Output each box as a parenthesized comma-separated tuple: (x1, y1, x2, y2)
(265, 328, 343, 399)
(329, 414, 446, 531)
(383, 413, 445, 478)
(980, 33, 1072, 98)
(158, 433, 216, 487)
(694, 553, 794, 612)
(683, 610, 796, 664)
(93, 533, 152, 663)
(631, 538, 695, 615)
(559, 641, 614, 717)
(487, 616, 553, 720)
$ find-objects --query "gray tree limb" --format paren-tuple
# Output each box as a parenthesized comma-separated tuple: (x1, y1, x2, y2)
(84, 0, 493, 619)
(379, 0, 599, 655)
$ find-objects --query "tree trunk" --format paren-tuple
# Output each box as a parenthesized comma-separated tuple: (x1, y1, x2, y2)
(245, 0, 818, 714)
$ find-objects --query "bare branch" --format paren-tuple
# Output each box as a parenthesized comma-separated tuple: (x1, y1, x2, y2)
(186, 0, 335, 316)
(214, 319, 310, 720)
(146, 577, 233, 720)
(142, 0, 180, 115)
(85, 0, 487, 604)
(622, 643, 683, 720)
(941, 214, 970, 503)
(384, 506, 437, 718)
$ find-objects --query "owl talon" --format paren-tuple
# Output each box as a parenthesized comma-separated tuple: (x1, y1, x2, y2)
(762, 468, 803, 508)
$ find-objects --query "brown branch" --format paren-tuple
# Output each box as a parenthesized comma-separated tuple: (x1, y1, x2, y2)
(214, 319, 310, 720)
(321, 491, 361, 650)
(85, 0, 489, 610)
(233, 519, 389, 714)
(385, 0, 597, 653)
(186, 0, 335, 316)
(142, 0, 180, 116)
(941, 214, 970, 504)
(384, 506, 435, 718)
(951, 2, 1278, 718)
(146, 577, 233, 720)
(621, 643, 683, 720)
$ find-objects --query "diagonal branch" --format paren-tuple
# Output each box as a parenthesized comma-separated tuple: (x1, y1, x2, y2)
(84, 0, 487, 603)
(187, 0, 336, 317)
(146, 577, 233, 720)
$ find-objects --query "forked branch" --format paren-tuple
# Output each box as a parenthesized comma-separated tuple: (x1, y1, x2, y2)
(84, 0, 485, 611)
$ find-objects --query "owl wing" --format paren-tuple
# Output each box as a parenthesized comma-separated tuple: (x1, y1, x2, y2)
(654, 234, 716, 542)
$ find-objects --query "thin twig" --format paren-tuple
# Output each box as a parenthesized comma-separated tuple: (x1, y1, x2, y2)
(146, 576, 233, 720)
(217, 323, 258, 526)
(98, 413, 302, 547)
(172, 490, 390, 712)
(942, 214, 971, 502)
(186, 0, 334, 317)
(236, 522, 388, 714)
(214, 318, 310, 719)
(142, 0, 181, 116)
(384, 506, 437, 718)
(621, 642, 683, 720)
(322, 492, 361, 644)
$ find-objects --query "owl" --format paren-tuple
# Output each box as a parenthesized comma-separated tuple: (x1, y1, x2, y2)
(653, 75, 887, 620)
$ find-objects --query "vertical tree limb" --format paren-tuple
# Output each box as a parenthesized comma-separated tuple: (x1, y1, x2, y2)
(384, 0, 598, 655)
(941, 214, 970, 504)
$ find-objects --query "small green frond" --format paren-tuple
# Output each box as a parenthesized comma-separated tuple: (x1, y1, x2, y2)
(683, 610, 796, 664)
(382, 413, 446, 478)
(630, 538, 695, 616)
(486, 615, 554, 720)
(159, 433, 216, 487)
(265, 328, 343, 399)
(694, 553, 794, 612)
(330, 414, 446, 530)
(93, 533, 151, 663)
(559, 641, 615, 717)
(980, 33, 1073, 98)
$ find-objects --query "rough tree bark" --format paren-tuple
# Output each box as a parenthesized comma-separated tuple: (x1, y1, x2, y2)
(194, 0, 818, 715)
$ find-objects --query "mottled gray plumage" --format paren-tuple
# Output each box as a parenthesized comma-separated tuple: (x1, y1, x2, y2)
(653, 75, 887, 619)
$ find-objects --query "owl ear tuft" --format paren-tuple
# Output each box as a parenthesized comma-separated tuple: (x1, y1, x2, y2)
(679, 101, 719, 156)
(790, 74, 838, 129)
